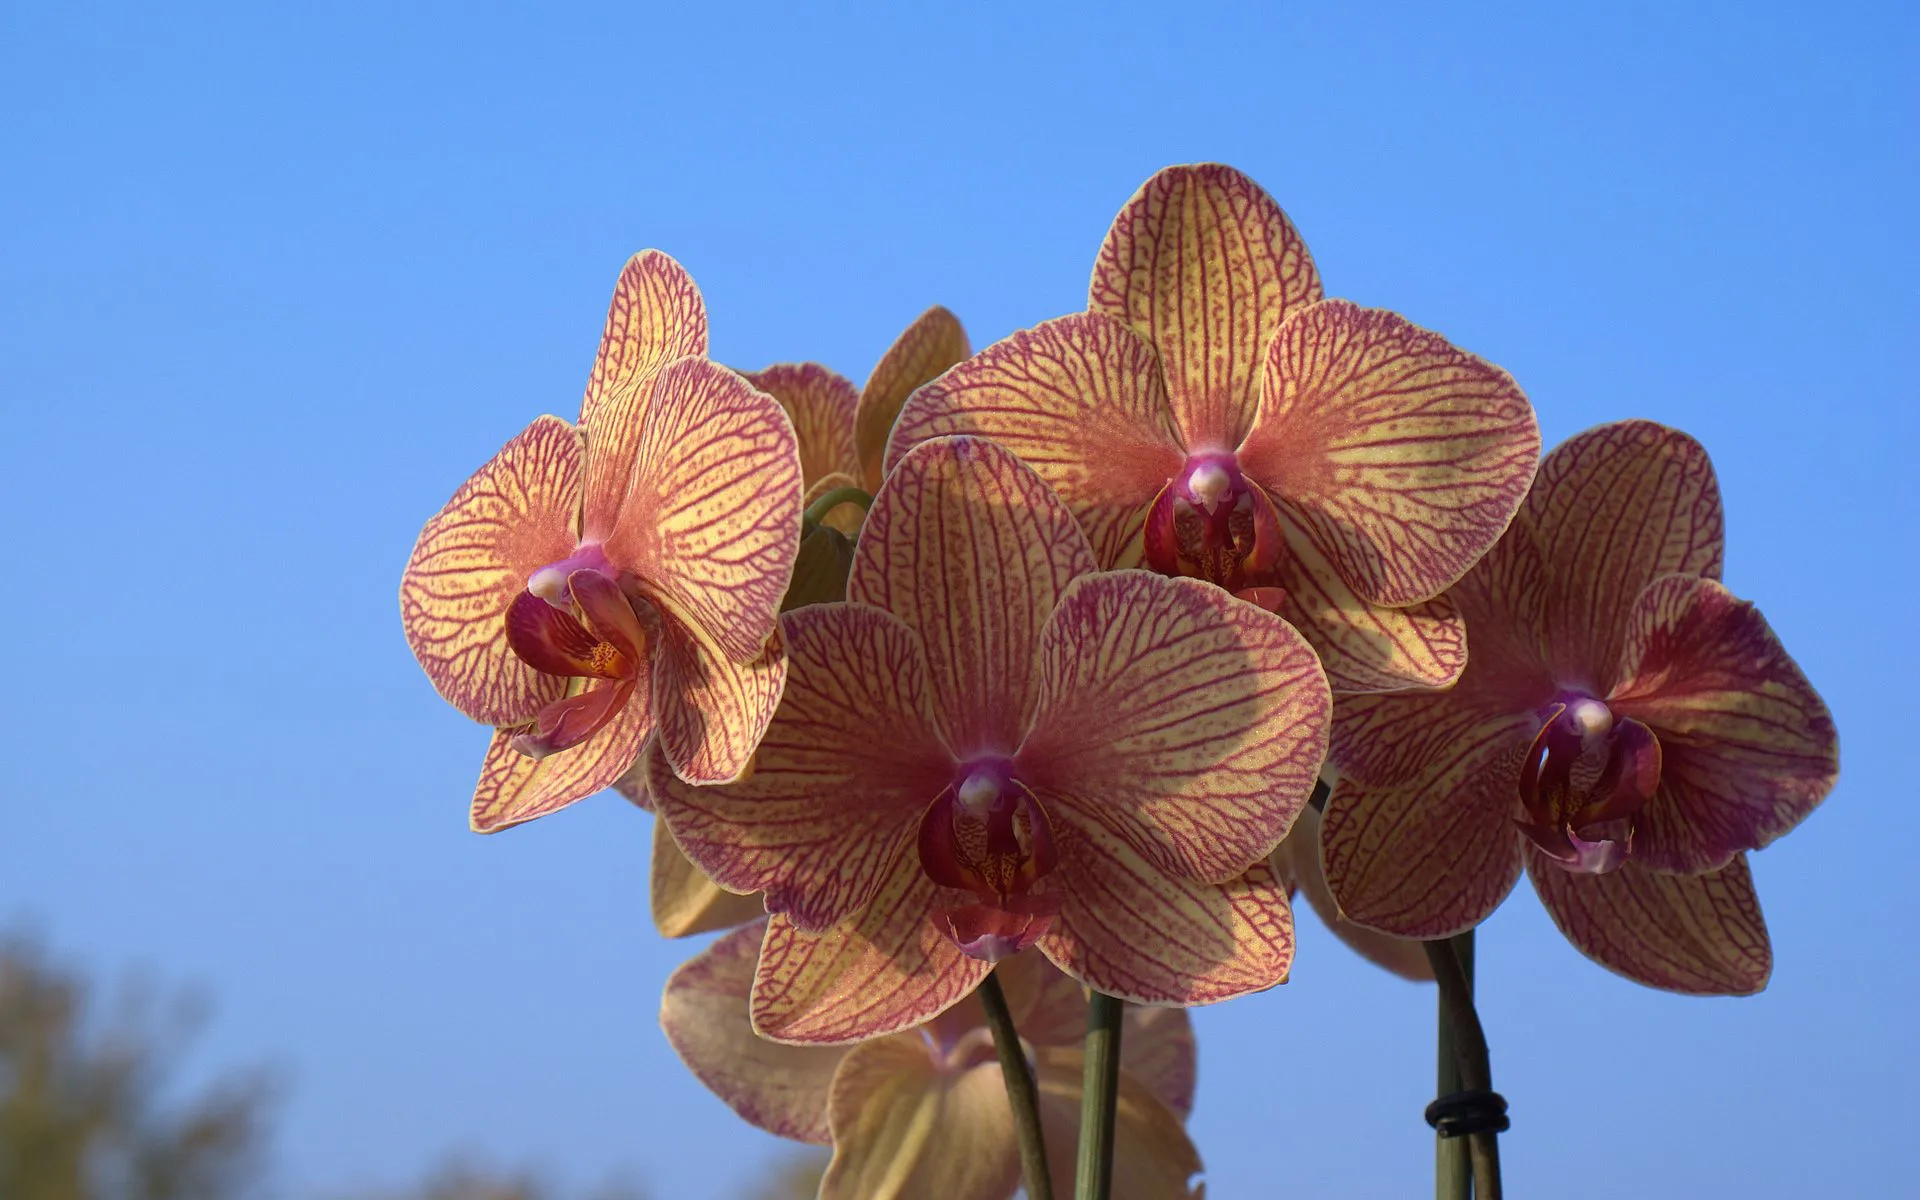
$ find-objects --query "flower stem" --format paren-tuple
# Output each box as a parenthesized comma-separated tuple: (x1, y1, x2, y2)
(1434, 931, 1473, 1200)
(1075, 990, 1124, 1200)
(800, 486, 872, 531)
(978, 968, 1054, 1200)
(1423, 930, 1503, 1200)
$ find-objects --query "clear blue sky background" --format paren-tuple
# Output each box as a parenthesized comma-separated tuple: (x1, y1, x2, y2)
(2, 2, 1913, 1196)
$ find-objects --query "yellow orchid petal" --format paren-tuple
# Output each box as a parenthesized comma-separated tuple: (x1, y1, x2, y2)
(469, 688, 654, 832)
(855, 305, 970, 491)
(820, 1039, 1017, 1200)
(1270, 804, 1434, 982)
(650, 818, 766, 938)
(1115, 1004, 1198, 1119)
(651, 621, 787, 786)
(748, 362, 862, 488)
(1033, 1051, 1203, 1200)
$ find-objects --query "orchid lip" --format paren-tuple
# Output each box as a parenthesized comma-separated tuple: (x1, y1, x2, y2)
(1144, 452, 1284, 591)
(917, 758, 1061, 959)
(1516, 695, 1662, 876)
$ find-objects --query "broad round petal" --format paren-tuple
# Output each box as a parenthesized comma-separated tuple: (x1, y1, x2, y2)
(1526, 420, 1724, 688)
(469, 688, 654, 832)
(855, 304, 971, 490)
(1089, 163, 1322, 450)
(821, 1041, 1018, 1200)
(1238, 300, 1540, 606)
(885, 312, 1187, 567)
(1020, 572, 1330, 884)
(850, 436, 1097, 756)
(1271, 804, 1434, 982)
(1610, 574, 1839, 871)
(578, 251, 708, 536)
(753, 867, 992, 1045)
(650, 604, 949, 931)
(1034, 1053, 1203, 1200)
(399, 415, 581, 725)
(651, 618, 787, 785)
(651, 818, 766, 938)
(748, 362, 862, 487)
(1527, 850, 1771, 995)
(660, 920, 846, 1144)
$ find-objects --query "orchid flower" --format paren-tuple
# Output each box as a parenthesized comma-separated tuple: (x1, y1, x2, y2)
(650, 435, 1331, 1042)
(888, 163, 1541, 693)
(663, 921, 1203, 1200)
(399, 252, 803, 832)
(1322, 420, 1839, 993)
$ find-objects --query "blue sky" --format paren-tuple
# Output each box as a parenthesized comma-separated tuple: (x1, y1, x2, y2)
(1, 1, 1912, 1196)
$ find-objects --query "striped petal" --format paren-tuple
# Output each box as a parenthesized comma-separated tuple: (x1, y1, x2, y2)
(650, 604, 949, 930)
(578, 251, 709, 537)
(1526, 420, 1724, 688)
(660, 920, 846, 1144)
(1034, 1052, 1203, 1200)
(753, 867, 991, 1045)
(1238, 300, 1540, 606)
(1611, 574, 1839, 872)
(1038, 837, 1295, 1006)
(1089, 163, 1322, 450)
(1019, 572, 1330, 885)
(399, 415, 581, 724)
(855, 305, 970, 490)
(748, 362, 862, 487)
(821, 1039, 1018, 1200)
(651, 819, 766, 938)
(651, 618, 787, 785)
(886, 312, 1187, 568)
(850, 437, 1096, 756)
(469, 687, 654, 832)
(1270, 804, 1433, 982)
(1527, 850, 1771, 995)
(606, 356, 802, 664)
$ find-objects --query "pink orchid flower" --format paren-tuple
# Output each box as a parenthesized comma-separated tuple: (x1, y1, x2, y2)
(650, 435, 1331, 1042)
(889, 163, 1541, 693)
(1323, 420, 1839, 993)
(399, 252, 803, 831)
(663, 921, 1203, 1200)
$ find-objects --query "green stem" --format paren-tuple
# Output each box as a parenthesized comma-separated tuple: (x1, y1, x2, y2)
(800, 485, 872, 530)
(1434, 931, 1473, 1200)
(1424, 930, 1502, 1200)
(978, 969, 1053, 1200)
(1075, 991, 1124, 1200)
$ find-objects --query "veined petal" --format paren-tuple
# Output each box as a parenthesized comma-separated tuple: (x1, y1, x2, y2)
(607, 356, 802, 664)
(754, 867, 991, 1045)
(821, 1039, 1018, 1200)
(1269, 515, 1467, 693)
(400, 415, 582, 725)
(1034, 1053, 1204, 1200)
(651, 618, 786, 785)
(1526, 420, 1724, 688)
(1038, 835, 1295, 1006)
(1610, 574, 1839, 871)
(1527, 850, 1771, 995)
(1238, 300, 1540, 606)
(469, 688, 654, 832)
(1089, 163, 1322, 450)
(1271, 805, 1434, 982)
(651, 819, 766, 938)
(1319, 736, 1533, 939)
(850, 437, 1097, 756)
(1116, 1005, 1198, 1120)
(660, 921, 846, 1144)
(748, 362, 862, 487)
(579, 251, 708, 537)
(855, 304, 970, 491)
(885, 312, 1187, 567)
(1021, 572, 1330, 884)
(651, 605, 948, 928)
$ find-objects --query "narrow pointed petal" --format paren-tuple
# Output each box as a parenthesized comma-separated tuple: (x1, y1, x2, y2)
(651, 818, 766, 938)
(660, 921, 846, 1144)
(1271, 805, 1434, 982)
(470, 689, 654, 832)
(651, 618, 787, 785)
(1089, 163, 1322, 449)
(1527, 850, 1771, 995)
(1610, 574, 1839, 871)
(1034, 1054, 1204, 1200)
(1319, 737, 1533, 938)
(748, 362, 863, 487)
(855, 304, 970, 490)
(821, 1041, 1018, 1200)
(1270, 515, 1467, 693)
(1116, 1005, 1198, 1119)
(850, 436, 1096, 754)
(1526, 420, 1724, 687)
(400, 415, 582, 724)
(1238, 300, 1540, 606)
(1020, 573, 1330, 884)
(649, 605, 949, 931)
(885, 312, 1188, 567)
(608, 356, 802, 664)
(753, 867, 991, 1045)
(579, 251, 709, 537)
(1038, 838, 1295, 1005)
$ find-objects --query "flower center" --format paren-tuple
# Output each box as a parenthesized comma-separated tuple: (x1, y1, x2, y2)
(1515, 694, 1662, 874)
(1143, 453, 1286, 602)
(502, 565, 650, 759)
(917, 759, 1061, 962)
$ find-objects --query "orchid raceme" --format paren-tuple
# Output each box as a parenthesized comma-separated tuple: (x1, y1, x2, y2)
(398, 251, 804, 832)
(1322, 420, 1839, 994)
(888, 162, 1542, 693)
(650, 435, 1332, 1042)
(663, 921, 1203, 1200)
